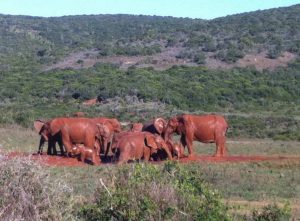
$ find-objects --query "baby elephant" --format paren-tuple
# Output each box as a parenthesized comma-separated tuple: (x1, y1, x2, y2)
(72, 144, 100, 165)
(116, 132, 172, 164)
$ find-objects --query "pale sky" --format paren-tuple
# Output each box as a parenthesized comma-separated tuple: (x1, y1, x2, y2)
(0, 0, 299, 19)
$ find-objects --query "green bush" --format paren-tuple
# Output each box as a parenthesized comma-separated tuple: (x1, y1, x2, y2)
(78, 162, 231, 221)
(250, 203, 291, 221)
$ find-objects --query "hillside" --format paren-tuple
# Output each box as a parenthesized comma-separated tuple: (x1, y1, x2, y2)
(0, 4, 299, 71)
(0, 5, 300, 140)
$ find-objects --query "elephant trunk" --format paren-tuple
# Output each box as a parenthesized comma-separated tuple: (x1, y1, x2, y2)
(162, 141, 173, 160)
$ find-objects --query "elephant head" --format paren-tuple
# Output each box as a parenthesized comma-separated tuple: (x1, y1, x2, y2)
(130, 123, 143, 132)
(96, 123, 113, 156)
(153, 118, 167, 135)
(166, 140, 185, 158)
(145, 134, 172, 160)
(34, 120, 51, 141)
(96, 123, 111, 139)
(108, 118, 121, 133)
(163, 116, 180, 141)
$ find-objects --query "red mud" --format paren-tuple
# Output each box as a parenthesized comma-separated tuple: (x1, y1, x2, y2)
(3, 151, 300, 167)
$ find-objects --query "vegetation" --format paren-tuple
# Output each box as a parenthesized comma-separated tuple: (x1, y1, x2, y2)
(1, 5, 300, 221)
(78, 162, 230, 221)
(0, 158, 75, 220)
(1, 127, 299, 220)
(0, 62, 299, 140)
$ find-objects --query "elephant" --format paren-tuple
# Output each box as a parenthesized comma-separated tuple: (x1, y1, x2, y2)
(164, 114, 228, 157)
(73, 144, 98, 165)
(33, 119, 64, 155)
(115, 132, 173, 164)
(95, 122, 115, 157)
(60, 120, 101, 165)
(142, 118, 167, 135)
(92, 117, 121, 156)
(152, 140, 185, 161)
(130, 123, 143, 132)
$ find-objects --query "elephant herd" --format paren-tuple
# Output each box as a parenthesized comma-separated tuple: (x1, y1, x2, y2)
(34, 114, 229, 165)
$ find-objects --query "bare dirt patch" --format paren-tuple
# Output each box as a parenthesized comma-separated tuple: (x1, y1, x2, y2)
(4, 151, 300, 167)
(44, 47, 297, 72)
(205, 51, 297, 70)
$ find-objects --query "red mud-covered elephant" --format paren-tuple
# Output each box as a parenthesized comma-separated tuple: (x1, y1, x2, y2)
(115, 132, 173, 164)
(92, 117, 121, 156)
(142, 117, 185, 158)
(164, 114, 228, 157)
(34, 117, 121, 156)
(59, 120, 101, 165)
(34, 119, 64, 155)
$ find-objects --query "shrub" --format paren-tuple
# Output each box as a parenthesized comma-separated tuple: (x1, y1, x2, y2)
(0, 157, 76, 221)
(250, 203, 291, 221)
(78, 162, 231, 221)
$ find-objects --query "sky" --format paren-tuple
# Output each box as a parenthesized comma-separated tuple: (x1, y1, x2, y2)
(0, 0, 299, 19)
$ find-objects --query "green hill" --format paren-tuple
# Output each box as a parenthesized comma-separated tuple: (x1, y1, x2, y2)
(0, 4, 299, 140)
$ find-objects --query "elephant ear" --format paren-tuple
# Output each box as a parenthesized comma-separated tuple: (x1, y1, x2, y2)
(34, 120, 45, 134)
(154, 118, 166, 135)
(145, 134, 159, 151)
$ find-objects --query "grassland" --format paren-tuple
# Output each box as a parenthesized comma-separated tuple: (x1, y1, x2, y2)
(1, 125, 299, 219)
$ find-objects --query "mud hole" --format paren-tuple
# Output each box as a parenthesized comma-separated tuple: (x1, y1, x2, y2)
(3, 151, 300, 167)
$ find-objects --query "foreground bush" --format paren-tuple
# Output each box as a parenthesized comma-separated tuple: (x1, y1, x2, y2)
(250, 203, 291, 221)
(0, 157, 75, 221)
(78, 162, 231, 221)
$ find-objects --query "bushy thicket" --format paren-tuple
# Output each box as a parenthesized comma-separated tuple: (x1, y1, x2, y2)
(250, 203, 291, 221)
(0, 62, 299, 140)
(78, 162, 231, 221)
(0, 157, 75, 221)
(1, 4, 300, 70)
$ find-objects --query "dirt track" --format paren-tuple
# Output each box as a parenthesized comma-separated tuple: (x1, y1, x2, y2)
(4, 151, 300, 167)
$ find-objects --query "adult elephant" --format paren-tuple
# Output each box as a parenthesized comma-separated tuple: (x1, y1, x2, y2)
(92, 117, 121, 156)
(34, 119, 64, 155)
(96, 122, 115, 157)
(115, 132, 173, 164)
(164, 114, 228, 157)
(38, 117, 120, 155)
(60, 120, 101, 165)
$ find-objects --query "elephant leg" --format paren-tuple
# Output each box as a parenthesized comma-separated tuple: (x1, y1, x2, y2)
(92, 150, 100, 165)
(117, 150, 128, 164)
(52, 141, 58, 155)
(61, 134, 73, 156)
(143, 146, 151, 161)
(214, 129, 227, 157)
(38, 136, 45, 154)
(80, 148, 86, 163)
(94, 140, 101, 156)
(184, 132, 194, 157)
(179, 144, 186, 158)
(162, 145, 173, 160)
(47, 139, 54, 155)
(57, 134, 65, 156)
(103, 139, 109, 157)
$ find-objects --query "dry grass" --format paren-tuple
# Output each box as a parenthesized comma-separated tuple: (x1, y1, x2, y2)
(0, 124, 37, 153)
(0, 156, 76, 221)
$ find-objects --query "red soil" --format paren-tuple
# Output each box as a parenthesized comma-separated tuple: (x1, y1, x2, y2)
(6, 152, 87, 167)
(4, 151, 300, 167)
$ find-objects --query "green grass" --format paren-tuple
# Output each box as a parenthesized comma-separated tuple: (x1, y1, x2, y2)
(1, 125, 300, 219)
